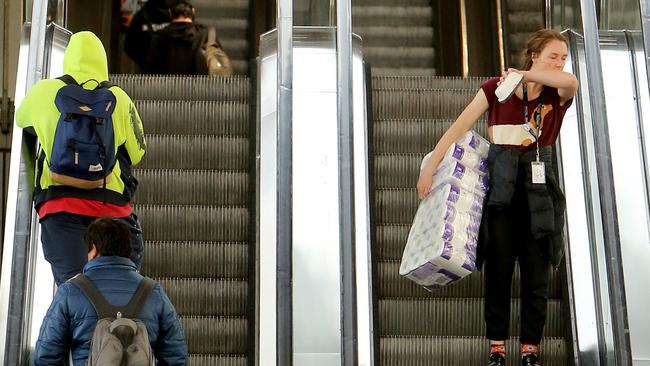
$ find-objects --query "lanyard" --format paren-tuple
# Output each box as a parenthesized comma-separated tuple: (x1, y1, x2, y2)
(522, 83, 543, 162)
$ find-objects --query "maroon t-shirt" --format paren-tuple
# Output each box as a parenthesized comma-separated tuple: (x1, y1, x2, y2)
(480, 77, 573, 149)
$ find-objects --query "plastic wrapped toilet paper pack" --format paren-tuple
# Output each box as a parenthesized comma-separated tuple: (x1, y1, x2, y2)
(400, 130, 489, 290)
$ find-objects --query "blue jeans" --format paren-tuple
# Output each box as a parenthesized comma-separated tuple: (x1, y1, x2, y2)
(39, 212, 144, 285)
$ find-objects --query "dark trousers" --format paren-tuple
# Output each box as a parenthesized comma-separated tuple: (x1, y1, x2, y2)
(484, 177, 551, 344)
(40, 212, 144, 285)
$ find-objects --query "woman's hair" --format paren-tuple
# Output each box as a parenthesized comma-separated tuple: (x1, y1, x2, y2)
(520, 29, 568, 70)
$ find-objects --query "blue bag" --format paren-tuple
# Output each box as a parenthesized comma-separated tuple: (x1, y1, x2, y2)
(49, 75, 117, 189)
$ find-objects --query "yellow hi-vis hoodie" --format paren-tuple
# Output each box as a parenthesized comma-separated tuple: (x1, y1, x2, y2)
(15, 31, 146, 207)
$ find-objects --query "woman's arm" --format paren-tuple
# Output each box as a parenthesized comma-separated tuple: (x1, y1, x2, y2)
(512, 68, 578, 104)
(416, 89, 489, 198)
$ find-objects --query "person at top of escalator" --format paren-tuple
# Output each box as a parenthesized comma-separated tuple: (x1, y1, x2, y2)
(416, 29, 578, 366)
(34, 218, 187, 365)
(124, 0, 177, 71)
(142, 0, 233, 75)
(15, 31, 147, 286)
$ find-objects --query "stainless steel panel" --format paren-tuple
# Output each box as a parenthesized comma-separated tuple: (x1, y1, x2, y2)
(600, 31, 650, 365)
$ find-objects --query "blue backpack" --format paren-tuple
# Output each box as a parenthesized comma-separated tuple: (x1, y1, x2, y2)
(49, 75, 117, 189)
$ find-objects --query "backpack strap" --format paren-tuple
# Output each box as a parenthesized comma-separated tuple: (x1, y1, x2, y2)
(71, 274, 157, 319)
(71, 274, 119, 319)
(57, 74, 78, 85)
(120, 277, 156, 318)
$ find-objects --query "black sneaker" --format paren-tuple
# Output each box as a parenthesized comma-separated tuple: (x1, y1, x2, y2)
(522, 353, 542, 366)
(488, 352, 506, 366)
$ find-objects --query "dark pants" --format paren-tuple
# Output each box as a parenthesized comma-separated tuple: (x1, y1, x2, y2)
(484, 173, 551, 344)
(40, 212, 143, 285)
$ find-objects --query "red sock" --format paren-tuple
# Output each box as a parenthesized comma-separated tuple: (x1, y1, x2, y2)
(490, 341, 506, 356)
(521, 343, 538, 356)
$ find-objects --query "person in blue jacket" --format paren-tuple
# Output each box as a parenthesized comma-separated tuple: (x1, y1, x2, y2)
(34, 217, 187, 365)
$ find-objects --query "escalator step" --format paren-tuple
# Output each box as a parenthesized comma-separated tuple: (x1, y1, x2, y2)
(507, 12, 544, 33)
(135, 100, 249, 136)
(373, 154, 427, 188)
(188, 355, 247, 366)
(506, 0, 543, 12)
(374, 188, 419, 224)
(354, 26, 434, 48)
(158, 278, 247, 316)
(181, 316, 247, 354)
(111, 75, 250, 101)
(134, 169, 249, 206)
(373, 119, 488, 154)
(370, 68, 438, 76)
(377, 261, 564, 299)
(193, 0, 249, 17)
(373, 89, 477, 119)
(141, 241, 248, 279)
(138, 135, 249, 170)
(353, 0, 432, 6)
(379, 298, 563, 336)
(371, 76, 486, 90)
(365, 47, 435, 69)
(379, 336, 566, 366)
(352, 6, 433, 27)
(135, 205, 248, 242)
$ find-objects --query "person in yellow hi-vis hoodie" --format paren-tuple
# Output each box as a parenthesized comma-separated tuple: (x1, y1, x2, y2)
(16, 31, 146, 285)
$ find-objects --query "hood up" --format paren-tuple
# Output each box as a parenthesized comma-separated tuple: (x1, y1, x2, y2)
(62, 31, 108, 86)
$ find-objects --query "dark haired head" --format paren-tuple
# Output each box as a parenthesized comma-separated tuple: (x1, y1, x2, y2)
(84, 217, 132, 258)
(170, 1, 194, 20)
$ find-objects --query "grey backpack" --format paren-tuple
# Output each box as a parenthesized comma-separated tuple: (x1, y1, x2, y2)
(71, 274, 156, 366)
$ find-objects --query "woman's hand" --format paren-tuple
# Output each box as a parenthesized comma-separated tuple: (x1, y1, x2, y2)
(416, 165, 437, 199)
(498, 68, 525, 86)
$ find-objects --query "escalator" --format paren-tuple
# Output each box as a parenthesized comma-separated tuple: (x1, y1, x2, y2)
(352, 0, 436, 75)
(369, 77, 570, 365)
(111, 75, 255, 365)
(503, 0, 545, 67)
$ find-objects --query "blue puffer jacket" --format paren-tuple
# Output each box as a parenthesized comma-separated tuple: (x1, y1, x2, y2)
(35, 256, 187, 365)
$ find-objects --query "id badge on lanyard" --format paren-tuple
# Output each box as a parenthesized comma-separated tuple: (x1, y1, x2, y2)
(523, 84, 545, 184)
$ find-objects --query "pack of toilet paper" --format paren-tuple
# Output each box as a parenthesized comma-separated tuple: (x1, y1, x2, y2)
(400, 130, 489, 290)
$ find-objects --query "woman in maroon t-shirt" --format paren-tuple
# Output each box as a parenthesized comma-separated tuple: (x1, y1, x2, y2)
(416, 29, 578, 366)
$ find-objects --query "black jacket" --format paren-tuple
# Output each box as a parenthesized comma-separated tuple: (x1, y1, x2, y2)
(124, 0, 174, 68)
(477, 144, 566, 269)
(144, 22, 216, 75)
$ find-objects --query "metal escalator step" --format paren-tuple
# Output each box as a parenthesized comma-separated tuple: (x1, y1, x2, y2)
(378, 261, 563, 299)
(506, 0, 543, 12)
(138, 135, 249, 170)
(188, 355, 247, 366)
(379, 336, 567, 366)
(373, 89, 477, 119)
(193, 0, 249, 18)
(353, 0, 431, 5)
(379, 298, 564, 337)
(376, 223, 411, 259)
(158, 278, 247, 316)
(507, 12, 544, 33)
(181, 316, 247, 354)
(370, 68, 438, 76)
(215, 39, 249, 60)
(364, 47, 435, 69)
(134, 169, 249, 206)
(110, 75, 250, 101)
(135, 100, 249, 136)
(371, 76, 486, 90)
(135, 205, 248, 242)
(373, 119, 488, 154)
(352, 6, 433, 27)
(375, 188, 419, 224)
(354, 26, 434, 47)
(141, 241, 248, 279)
(196, 18, 248, 37)
(373, 154, 425, 188)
